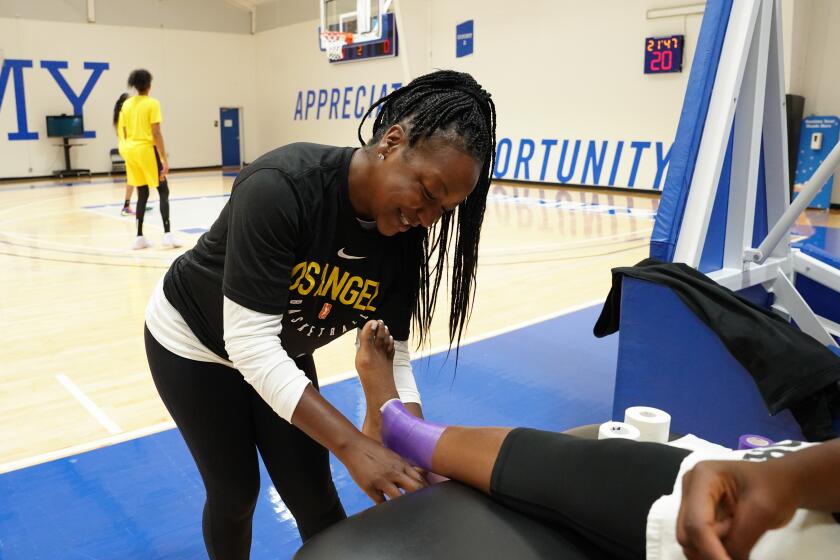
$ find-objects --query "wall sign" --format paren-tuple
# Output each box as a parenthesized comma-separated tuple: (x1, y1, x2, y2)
(456, 20, 474, 58)
(794, 116, 840, 209)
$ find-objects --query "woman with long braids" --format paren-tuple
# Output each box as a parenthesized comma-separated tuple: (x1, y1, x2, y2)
(112, 93, 135, 217)
(118, 68, 180, 249)
(143, 70, 496, 558)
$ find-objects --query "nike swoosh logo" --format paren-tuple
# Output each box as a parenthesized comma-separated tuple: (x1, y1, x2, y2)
(338, 248, 366, 260)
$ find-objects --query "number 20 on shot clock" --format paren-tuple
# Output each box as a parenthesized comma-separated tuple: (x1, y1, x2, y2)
(644, 35, 684, 74)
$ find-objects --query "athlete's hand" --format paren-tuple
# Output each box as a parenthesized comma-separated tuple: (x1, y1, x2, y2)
(676, 459, 800, 559)
(160, 161, 169, 180)
(338, 434, 427, 504)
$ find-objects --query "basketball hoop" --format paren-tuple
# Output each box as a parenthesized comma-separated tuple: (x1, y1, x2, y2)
(321, 30, 354, 61)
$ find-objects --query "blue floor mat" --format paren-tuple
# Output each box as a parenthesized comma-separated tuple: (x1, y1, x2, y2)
(0, 304, 617, 560)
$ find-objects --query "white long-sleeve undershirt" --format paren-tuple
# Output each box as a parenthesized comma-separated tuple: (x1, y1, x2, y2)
(224, 300, 422, 419)
(146, 280, 420, 421)
(223, 296, 312, 422)
(145, 278, 421, 422)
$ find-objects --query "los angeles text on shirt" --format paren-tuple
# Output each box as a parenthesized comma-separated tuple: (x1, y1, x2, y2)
(289, 261, 380, 312)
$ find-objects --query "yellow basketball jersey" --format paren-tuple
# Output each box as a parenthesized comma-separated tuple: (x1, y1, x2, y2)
(118, 95, 162, 149)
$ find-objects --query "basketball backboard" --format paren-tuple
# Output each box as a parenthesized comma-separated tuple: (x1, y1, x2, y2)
(319, 0, 390, 46)
(318, 0, 397, 62)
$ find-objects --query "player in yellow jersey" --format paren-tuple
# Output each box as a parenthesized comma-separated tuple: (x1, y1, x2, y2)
(113, 93, 139, 217)
(118, 69, 180, 249)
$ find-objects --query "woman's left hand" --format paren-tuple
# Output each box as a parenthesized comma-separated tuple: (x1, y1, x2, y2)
(337, 434, 428, 504)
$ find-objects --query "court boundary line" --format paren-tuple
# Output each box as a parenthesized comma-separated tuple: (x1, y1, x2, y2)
(56, 374, 124, 435)
(0, 421, 176, 474)
(0, 184, 651, 260)
(0, 170, 227, 193)
(0, 225, 651, 266)
(83, 193, 231, 209)
(0, 299, 605, 474)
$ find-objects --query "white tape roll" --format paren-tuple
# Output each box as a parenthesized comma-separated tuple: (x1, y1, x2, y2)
(624, 406, 671, 443)
(598, 421, 641, 441)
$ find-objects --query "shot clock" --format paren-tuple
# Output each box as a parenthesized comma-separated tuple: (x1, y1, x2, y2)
(644, 35, 684, 74)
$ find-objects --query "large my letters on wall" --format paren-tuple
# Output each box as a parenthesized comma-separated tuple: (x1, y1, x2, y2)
(0, 59, 109, 140)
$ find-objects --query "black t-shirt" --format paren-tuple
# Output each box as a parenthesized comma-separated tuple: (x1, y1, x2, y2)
(163, 143, 414, 359)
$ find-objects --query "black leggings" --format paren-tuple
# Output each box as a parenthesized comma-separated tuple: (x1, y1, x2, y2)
(490, 428, 691, 560)
(145, 327, 346, 559)
(136, 148, 170, 236)
(135, 182, 170, 236)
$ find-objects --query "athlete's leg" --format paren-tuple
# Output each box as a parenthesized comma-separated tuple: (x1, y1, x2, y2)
(123, 147, 143, 220)
(431, 425, 510, 491)
(490, 429, 689, 558)
(154, 147, 171, 233)
(157, 181, 171, 233)
(357, 320, 690, 559)
(135, 186, 150, 236)
(122, 184, 134, 214)
(355, 320, 400, 431)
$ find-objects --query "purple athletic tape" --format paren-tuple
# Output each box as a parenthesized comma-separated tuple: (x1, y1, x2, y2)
(737, 434, 774, 450)
(380, 399, 447, 471)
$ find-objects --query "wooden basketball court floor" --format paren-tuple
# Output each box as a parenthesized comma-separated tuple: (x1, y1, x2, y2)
(0, 170, 662, 471)
(3, 170, 838, 472)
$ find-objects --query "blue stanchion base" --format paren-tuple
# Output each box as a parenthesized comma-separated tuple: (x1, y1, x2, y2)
(612, 277, 839, 446)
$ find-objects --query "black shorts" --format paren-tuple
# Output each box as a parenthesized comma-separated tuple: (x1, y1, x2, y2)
(490, 428, 690, 559)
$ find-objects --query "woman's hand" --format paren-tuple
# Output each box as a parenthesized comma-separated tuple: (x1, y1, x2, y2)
(676, 459, 800, 559)
(336, 435, 427, 504)
(290, 378, 426, 506)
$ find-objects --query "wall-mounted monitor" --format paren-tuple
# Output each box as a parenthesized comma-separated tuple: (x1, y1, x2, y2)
(46, 115, 84, 138)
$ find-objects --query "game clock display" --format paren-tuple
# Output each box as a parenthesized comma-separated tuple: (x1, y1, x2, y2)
(324, 11, 398, 63)
(340, 37, 395, 61)
(644, 35, 684, 74)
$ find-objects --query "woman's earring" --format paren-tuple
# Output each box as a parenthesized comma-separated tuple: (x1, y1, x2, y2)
(378, 153, 385, 160)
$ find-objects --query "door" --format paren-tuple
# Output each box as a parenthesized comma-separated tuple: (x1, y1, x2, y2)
(220, 107, 241, 168)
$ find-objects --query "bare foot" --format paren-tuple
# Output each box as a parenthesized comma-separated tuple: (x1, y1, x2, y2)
(355, 320, 400, 440)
